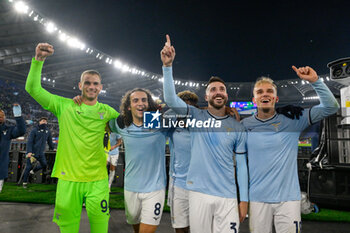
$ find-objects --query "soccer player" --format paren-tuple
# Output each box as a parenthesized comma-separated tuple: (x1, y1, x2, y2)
(23, 116, 54, 188)
(167, 90, 198, 233)
(0, 104, 26, 193)
(241, 67, 339, 233)
(108, 88, 168, 233)
(161, 35, 248, 233)
(25, 43, 119, 233)
(107, 132, 122, 190)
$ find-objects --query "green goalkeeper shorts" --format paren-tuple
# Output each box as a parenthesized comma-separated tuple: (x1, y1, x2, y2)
(53, 178, 110, 231)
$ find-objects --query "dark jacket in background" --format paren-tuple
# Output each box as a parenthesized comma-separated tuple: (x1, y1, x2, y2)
(26, 124, 54, 157)
(0, 117, 26, 179)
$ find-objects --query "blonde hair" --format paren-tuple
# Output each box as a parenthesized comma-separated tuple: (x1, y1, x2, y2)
(254, 76, 277, 94)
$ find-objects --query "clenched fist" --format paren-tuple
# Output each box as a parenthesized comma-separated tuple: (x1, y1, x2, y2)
(35, 43, 54, 61)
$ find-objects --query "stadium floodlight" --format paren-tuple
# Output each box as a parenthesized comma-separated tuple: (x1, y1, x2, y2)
(33, 15, 38, 21)
(14, 1, 29, 14)
(53, 80, 55, 83)
(320, 77, 324, 82)
(122, 64, 129, 73)
(48, 79, 51, 82)
(43, 77, 46, 81)
(326, 76, 330, 81)
(28, 10, 33, 17)
(141, 71, 145, 76)
(45, 22, 57, 33)
(59, 32, 69, 42)
(301, 80, 305, 85)
(67, 37, 85, 50)
(114, 60, 123, 69)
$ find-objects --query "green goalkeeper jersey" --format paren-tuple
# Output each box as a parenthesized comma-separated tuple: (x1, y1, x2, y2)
(26, 58, 119, 182)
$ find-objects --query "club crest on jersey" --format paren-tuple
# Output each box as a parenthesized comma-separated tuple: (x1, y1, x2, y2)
(224, 126, 234, 135)
(271, 122, 281, 132)
(98, 112, 105, 119)
(2, 130, 7, 135)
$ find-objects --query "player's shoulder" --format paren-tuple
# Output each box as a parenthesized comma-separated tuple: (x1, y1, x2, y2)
(96, 102, 115, 111)
(241, 115, 255, 125)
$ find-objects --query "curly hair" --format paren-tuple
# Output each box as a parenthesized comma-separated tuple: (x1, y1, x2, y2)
(177, 90, 199, 107)
(120, 88, 159, 127)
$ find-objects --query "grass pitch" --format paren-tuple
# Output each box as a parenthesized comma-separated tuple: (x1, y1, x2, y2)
(0, 182, 348, 222)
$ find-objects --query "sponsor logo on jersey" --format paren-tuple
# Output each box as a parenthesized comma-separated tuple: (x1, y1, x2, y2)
(76, 110, 83, 115)
(153, 216, 160, 221)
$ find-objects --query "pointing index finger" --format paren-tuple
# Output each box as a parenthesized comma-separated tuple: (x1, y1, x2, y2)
(166, 34, 171, 47)
(291, 65, 299, 73)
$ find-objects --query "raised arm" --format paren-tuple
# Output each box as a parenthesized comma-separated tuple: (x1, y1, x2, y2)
(25, 43, 55, 108)
(161, 35, 187, 115)
(292, 66, 339, 123)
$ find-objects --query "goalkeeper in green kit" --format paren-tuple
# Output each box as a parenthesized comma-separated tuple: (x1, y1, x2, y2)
(25, 43, 119, 233)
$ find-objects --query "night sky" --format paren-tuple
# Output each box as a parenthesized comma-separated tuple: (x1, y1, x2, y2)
(28, 0, 350, 82)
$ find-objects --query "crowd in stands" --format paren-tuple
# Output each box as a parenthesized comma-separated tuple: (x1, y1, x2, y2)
(0, 79, 58, 138)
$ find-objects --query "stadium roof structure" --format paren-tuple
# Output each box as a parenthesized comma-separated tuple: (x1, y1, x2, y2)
(0, 1, 346, 109)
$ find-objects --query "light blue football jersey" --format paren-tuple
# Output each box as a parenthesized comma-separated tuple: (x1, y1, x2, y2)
(168, 126, 191, 190)
(109, 120, 168, 193)
(162, 66, 248, 200)
(109, 132, 121, 156)
(242, 79, 339, 202)
(185, 107, 247, 199)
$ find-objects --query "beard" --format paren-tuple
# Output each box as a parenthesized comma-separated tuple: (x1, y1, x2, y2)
(83, 91, 97, 101)
(260, 106, 274, 114)
(209, 95, 227, 110)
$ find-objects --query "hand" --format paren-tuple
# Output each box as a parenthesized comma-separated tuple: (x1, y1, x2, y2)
(35, 43, 54, 61)
(276, 105, 304, 120)
(292, 65, 318, 83)
(225, 106, 240, 121)
(238, 201, 248, 223)
(12, 104, 22, 117)
(73, 95, 83, 105)
(160, 34, 176, 67)
(26, 153, 32, 158)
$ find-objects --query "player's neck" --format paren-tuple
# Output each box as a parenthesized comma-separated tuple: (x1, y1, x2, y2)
(207, 105, 226, 117)
(82, 97, 97, 106)
(132, 117, 143, 127)
(257, 108, 276, 119)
